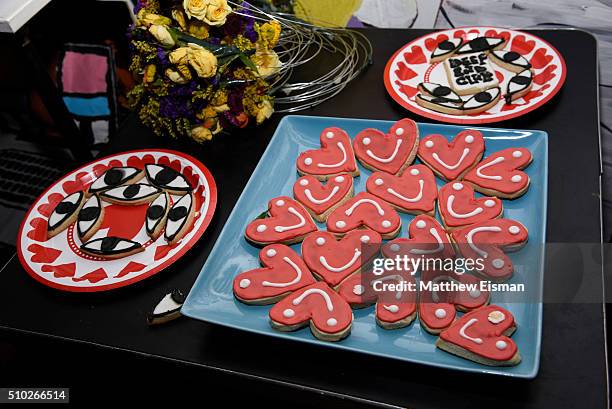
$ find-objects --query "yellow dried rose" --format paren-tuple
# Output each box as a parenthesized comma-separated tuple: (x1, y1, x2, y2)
(165, 68, 189, 84)
(255, 99, 274, 124)
(183, 0, 209, 21)
(144, 64, 156, 83)
(172, 9, 188, 30)
(251, 48, 281, 78)
(137, 10, 172, 27)
(188, 21, 210, 39)
(191, 125, 213, 142)
(169, 47, 189, 65)
(187, 43, 217, 78)
(149, 25, 175, 47)
(203, 0, 232, 26)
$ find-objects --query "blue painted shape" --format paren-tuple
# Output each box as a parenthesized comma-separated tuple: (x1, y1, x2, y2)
(63, 96, 110, 117)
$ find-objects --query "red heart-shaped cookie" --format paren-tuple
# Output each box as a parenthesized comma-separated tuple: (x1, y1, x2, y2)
(382, 215, 454, 261)
(437, 305, 520, 366)
(269, 281, 353, 341)
(417, 130, 485, 181)
(337, 272, 417, 329)
(366, 164, 437, 215)
(293, 174, 353, 222)
(245, 197, 317, 245)
(463, 148, 532, 199)
(353, 118, 419, 175)
(296, 127, 358, 180)
(418, 269, 489, 334)
(326, 192, 401, 239)
(438, 181, 503, 230)
(233, 244, 315, 304)
(450, 219, 528, 281)
(302, 229, 382, 288)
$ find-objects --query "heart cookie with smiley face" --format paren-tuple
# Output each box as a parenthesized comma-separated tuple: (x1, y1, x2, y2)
(417, 130, 485, 181)
(366, 164, 437, 215)
(436, 305, 521, 366)
(233, 244, 316, 305)
(353, 118, 419, 175)
(326, 192, 401, 239)
(296, 127, 359, 180)
(269, 281, 353, 342)
(463, 147, 532, 199)
(293, 174, 353, 222)
(438, 181, 503, 230)
(245, 196, 317, 246)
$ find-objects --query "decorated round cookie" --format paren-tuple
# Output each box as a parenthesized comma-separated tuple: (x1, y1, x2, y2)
(269, 281, 353, 342)
(438, 181, 503, 230)
(418, 269, 489, 334)
(382, 214, 454, 261)
(366, 164, 437, 215)
(301, 229, 382, 288)
(417, 130, 485, 181)
(450, 219, 528, 282)
(326, 192, 401, 239)
(353, 118, 419, 175)
(296, 127, 359, 180)
(293, 174, 353, 222)
(436, 305, 520, 366)
(233, 244, 316, 305)
(463, 147, 532, 199)
(245, 196, 317, 245)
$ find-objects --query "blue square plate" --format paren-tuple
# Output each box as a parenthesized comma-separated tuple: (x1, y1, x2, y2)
(182, 115, 547, 378)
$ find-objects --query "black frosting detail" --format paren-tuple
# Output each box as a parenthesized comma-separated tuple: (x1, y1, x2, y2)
(49, 192, 83, 230)
(81, 236, 141, 255)
(147, 204, 165, 220)
(55, 201, 78, 215)
(170, 289, 186, 304)
(165, 195, 193, 241)
(438, 40, 455, 51)
(432, 86, 452, 97)
(123, 184, 140, 199)
(511, 75, 531, 86)
(474, 91, 493, 103)
(168, 206, 188, 222)
(104, 168, 124, 186)
(146, 164, 192, 192)
(78, 204, 100, 223)
(503, 51, 520, 62)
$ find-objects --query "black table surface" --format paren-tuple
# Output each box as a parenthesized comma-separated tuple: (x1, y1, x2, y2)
(0, 29, 606, 408)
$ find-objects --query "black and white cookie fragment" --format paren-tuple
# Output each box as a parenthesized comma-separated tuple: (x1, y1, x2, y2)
(80, 236, 143, 259)
(89, 167, 144, 194)
(47, 191, 85, 238)
(164, 193, 194, 244)
(455, 36, 506, 55)
(462, 87, 501, 114)
(100, 184, 161, 205)
(147, 290, 185, 325)
(418, 82, 462, 103)
(145, 164, 192, 195)
(430, 38, 463, 62)
(489, 50, 531, 73)
(146, 192, 170, 240)
(505, 69, 533, 103)
(77, 194, 104, 242)
(415, 93, 463, 115)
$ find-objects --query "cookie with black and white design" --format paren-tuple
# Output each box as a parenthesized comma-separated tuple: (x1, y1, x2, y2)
(88, 167, 144, 194)
(146, 192, 170, 240)
(504, 69, 533, 103)
(455, 37, 506, 55)
(489, 50, 531, 73)
(47, 191, 85, 238)
(77, 194, 104, 242)
(100, 184, 161, 205)
(145, 164, 192, 195)
(80, 236, 143, 259)
(430, 38, 463, 63)
(147, 290, 185, 325)
(462, 87, 501, 114)
(164, 193, 195, 244)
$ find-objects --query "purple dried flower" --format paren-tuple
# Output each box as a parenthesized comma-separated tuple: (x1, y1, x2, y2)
(157, 47, 169, 67)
